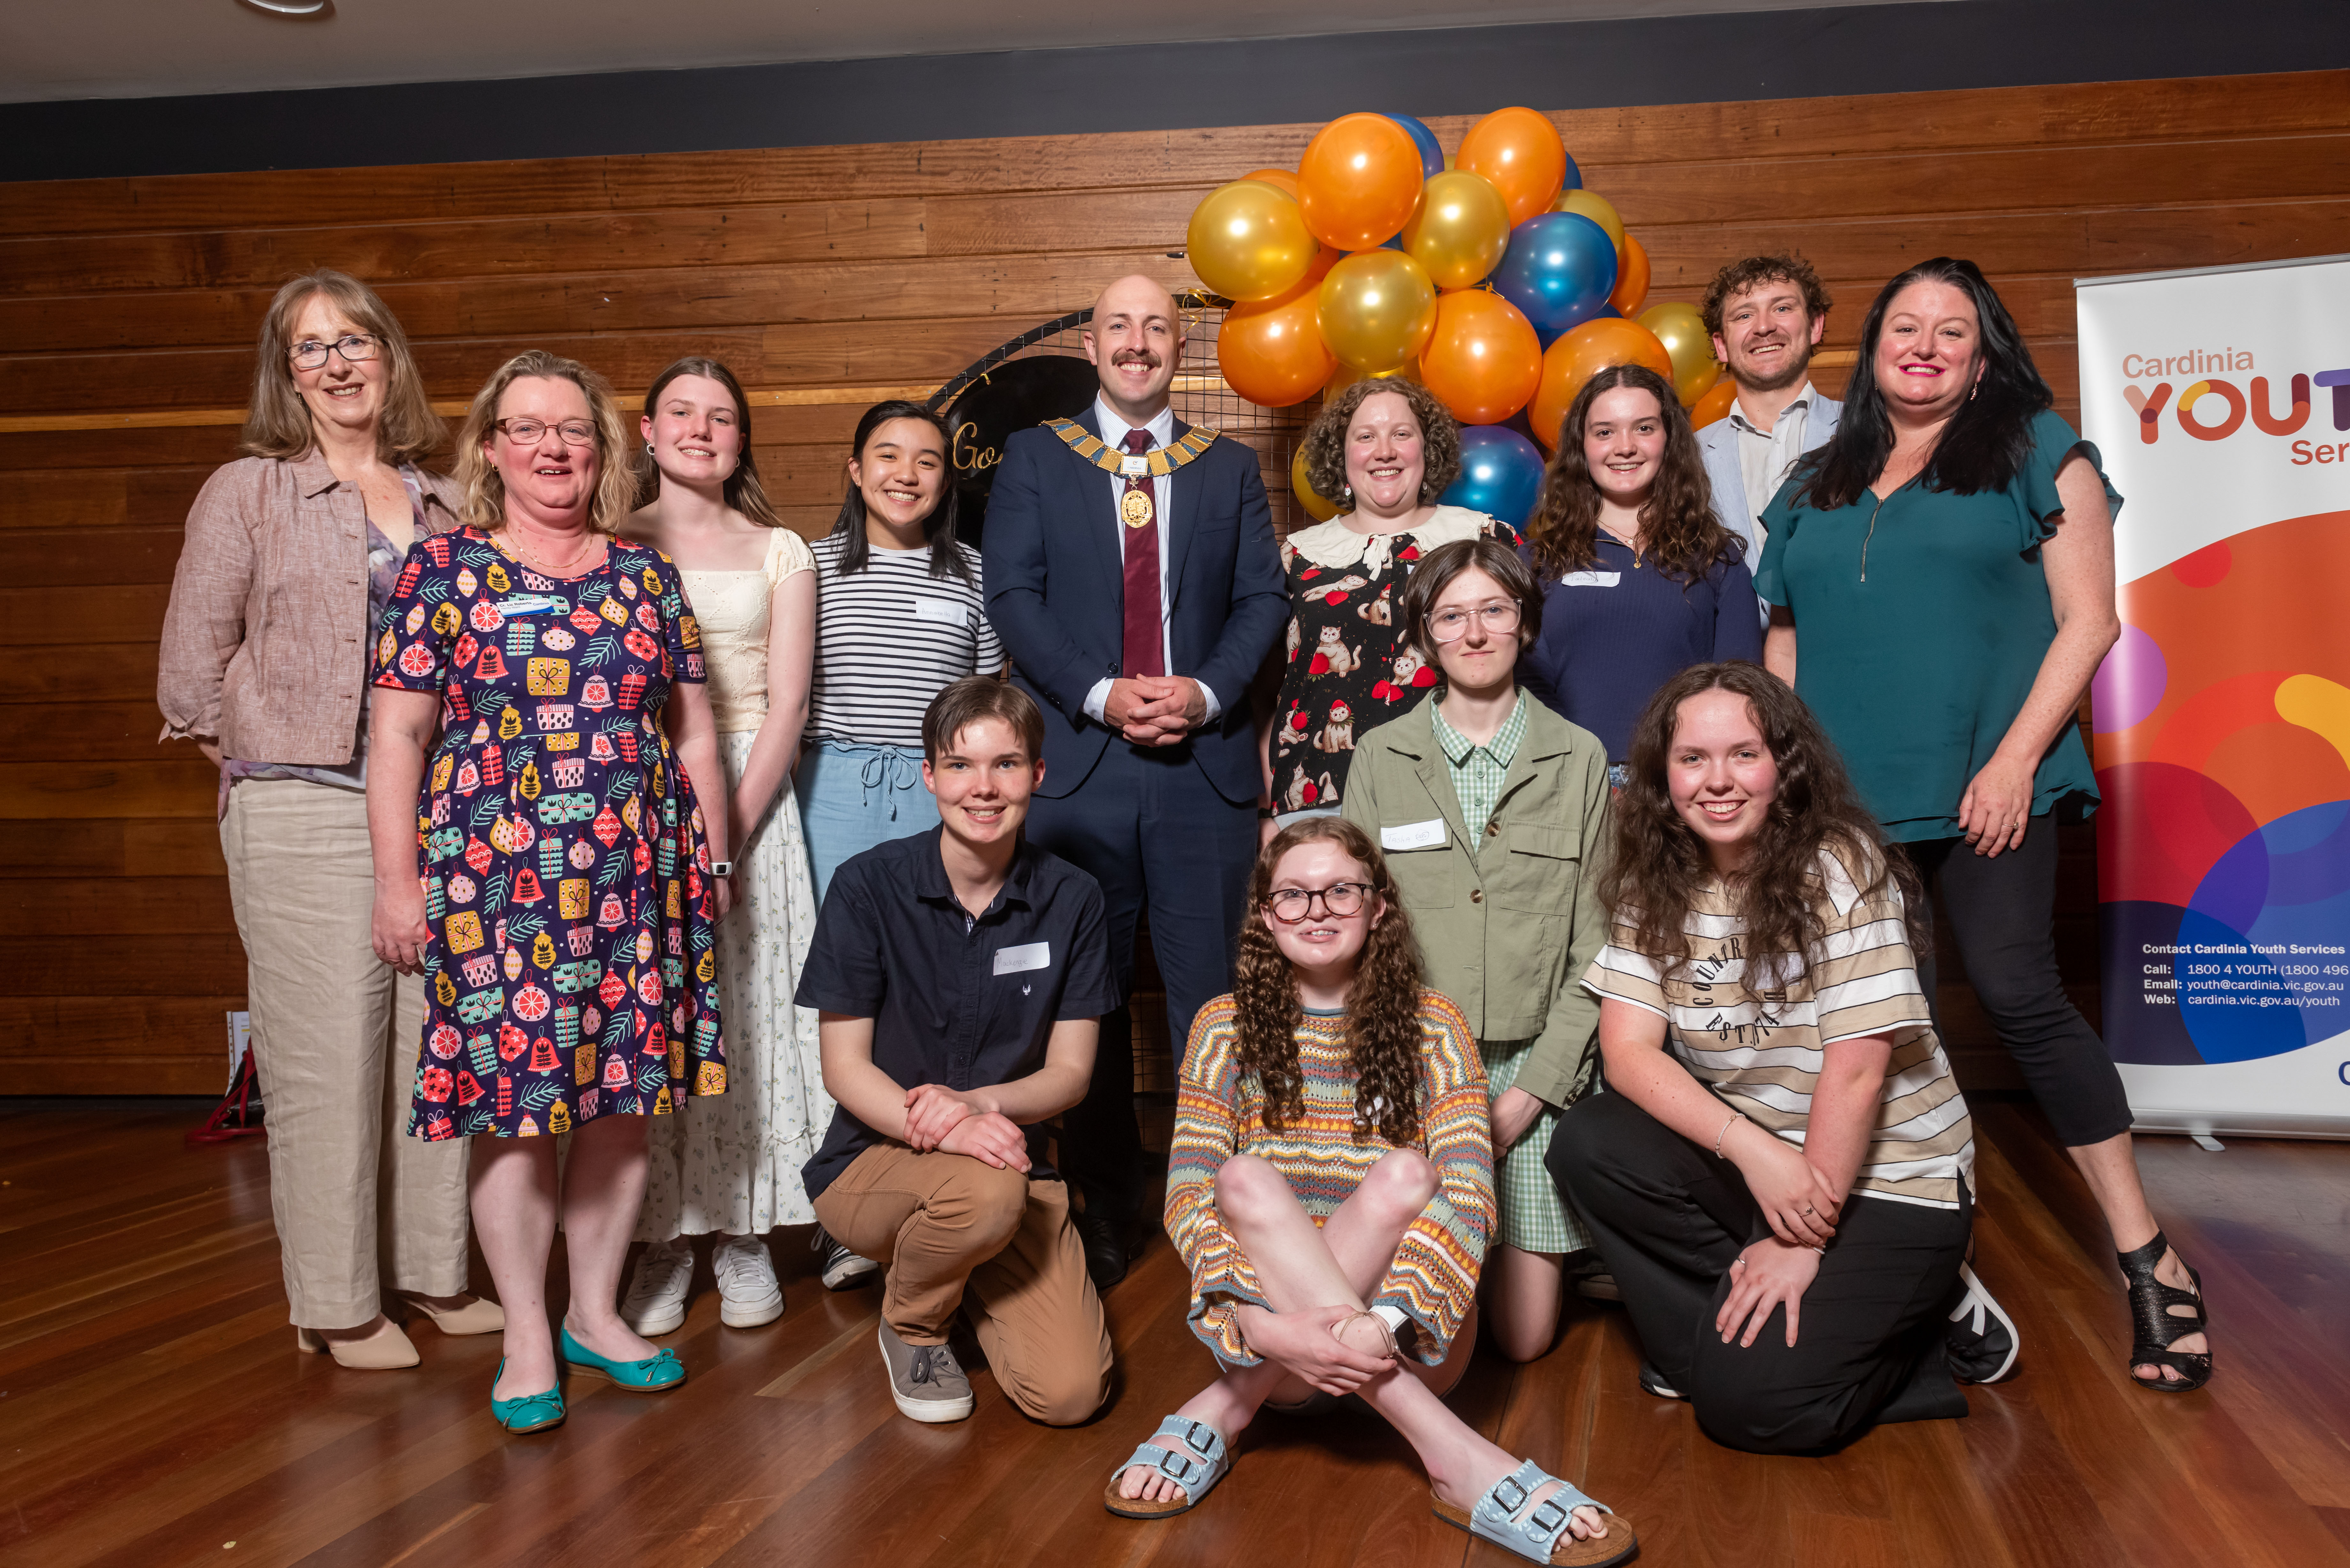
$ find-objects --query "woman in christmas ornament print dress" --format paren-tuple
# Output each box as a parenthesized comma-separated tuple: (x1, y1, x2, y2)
(368, 350, 726, 1428)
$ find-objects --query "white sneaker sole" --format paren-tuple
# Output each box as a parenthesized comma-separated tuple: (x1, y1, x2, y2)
(720, 1291, 784, 1329)
(822, 1255, 880, 1292)
(1950, 1261, 2020, 1383)
(878, 1324, 974, 1422)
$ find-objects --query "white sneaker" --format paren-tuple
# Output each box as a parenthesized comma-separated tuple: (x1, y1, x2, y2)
(712, 1234, 785, 1329)
(622, 1237, 694, 1336)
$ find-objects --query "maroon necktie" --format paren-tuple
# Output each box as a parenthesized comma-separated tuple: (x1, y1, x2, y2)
(1118, 428, 1165, 679)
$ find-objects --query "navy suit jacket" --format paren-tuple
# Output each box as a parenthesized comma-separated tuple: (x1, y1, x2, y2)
(984, 409, 1285, 803)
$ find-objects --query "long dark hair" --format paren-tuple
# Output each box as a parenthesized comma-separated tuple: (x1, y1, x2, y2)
(1232, 818, 1429, 1147)
(1601, 661, 1923, 989)
(827, 399, 969, 582)
(634, 357, 784, 526)
(1793, 257, 2051, 512)
(1524, 363, 1740, 583)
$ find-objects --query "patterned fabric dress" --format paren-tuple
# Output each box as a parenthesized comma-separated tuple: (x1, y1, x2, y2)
(640, 527, 831, 1236)
(1270, 506, 1512, 816)
(374, 527, 726, 1140)
(1168, 990, 1494, 1367)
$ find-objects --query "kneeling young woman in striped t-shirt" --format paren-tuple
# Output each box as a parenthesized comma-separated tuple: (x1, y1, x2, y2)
(1107, 818, 1638, 1566)
(1550, 661, 2018, 1457)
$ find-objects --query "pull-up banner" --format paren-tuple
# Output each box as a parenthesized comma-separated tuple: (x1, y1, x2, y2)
(2077, 254, 2350, 1138)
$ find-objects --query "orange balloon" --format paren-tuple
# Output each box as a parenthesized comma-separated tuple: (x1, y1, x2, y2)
(1527, 317, 1675, 449)
(1689, 375, 1739, 431)
(1455, 107, 1568, 228)
(1419, 290, 1543, 426)
(1217, 251, 1338, 406)
(1609, 234, 1651, 317)
(1297, 113, 1426, 252)
(1241, 167, 1299, 198)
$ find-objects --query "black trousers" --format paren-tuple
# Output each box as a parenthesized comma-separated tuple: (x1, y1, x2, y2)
(1549, 1089, 1970, 1455)
(1026, 739, 1257, 1229)
(1907, 817, 2134, 1147)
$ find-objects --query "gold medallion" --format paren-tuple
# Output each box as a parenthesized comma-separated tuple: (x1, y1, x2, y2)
(1121, 488, 1154, 529)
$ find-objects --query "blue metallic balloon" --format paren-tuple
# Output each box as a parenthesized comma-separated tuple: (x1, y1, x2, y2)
(1441, 425, 1548, 529)
(1488, 212, 1617, 337)
(1382, 113, 1446, 180)
(1559, 149, 1584, 193)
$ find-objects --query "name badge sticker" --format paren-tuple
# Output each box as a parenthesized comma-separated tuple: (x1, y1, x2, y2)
(910, 595, 971, 628)
(993, 941, 1052, 976)
(1558, 571, 1622, 588)
(1381, 819, 1447, 851)
(1120, 455, 1151, 477)
(495, 593, 570, 616)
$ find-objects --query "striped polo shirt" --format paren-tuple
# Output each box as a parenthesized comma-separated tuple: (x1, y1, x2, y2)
(1583, 845, 1975, 1209)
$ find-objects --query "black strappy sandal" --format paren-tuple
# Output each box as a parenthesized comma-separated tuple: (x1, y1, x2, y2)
(2118, 1230, 2211, 1392)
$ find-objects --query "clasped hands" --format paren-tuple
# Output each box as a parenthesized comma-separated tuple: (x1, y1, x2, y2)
(1717, 1122, 1844, 1349)
(1104, 675, 1206, 746)
(1234, 1302, 1397, 1398)
(902, 1082, 1030, 1172)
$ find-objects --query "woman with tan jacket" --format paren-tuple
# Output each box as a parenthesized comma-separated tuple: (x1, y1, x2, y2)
(157, 269, 498, 1369)
(1341, 537, 1612, 1365)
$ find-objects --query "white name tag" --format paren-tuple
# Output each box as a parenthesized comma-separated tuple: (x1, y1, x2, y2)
(495, 593, 569, 616)
(1558, 571, 1621, 588)
(993, 941, 1051, 976)
(1381, 819, 1447, 851)
(1120, 455, 1151, 477)
(909, 595, 969, 628)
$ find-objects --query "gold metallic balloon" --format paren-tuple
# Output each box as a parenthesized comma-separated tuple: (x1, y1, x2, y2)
(1552, 189, 1626, 263)
(1292, 444, 1341, 522)
(1401, 170, 1512, 291)
(1185, 180, 1318, 303)
(1316, 250, 1440, 375)
(1638, 301, 1725, 408)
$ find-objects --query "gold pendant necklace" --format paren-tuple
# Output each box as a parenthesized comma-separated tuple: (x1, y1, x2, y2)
(506, 524, 598, 578)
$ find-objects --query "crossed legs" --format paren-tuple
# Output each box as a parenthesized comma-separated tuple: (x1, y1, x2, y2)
(1116, 1150, 1606, 1541)
(473, 1113, 665, 1400)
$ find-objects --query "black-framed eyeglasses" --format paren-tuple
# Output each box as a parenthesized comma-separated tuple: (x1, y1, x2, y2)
(1428, 602, 1521, 643)
(1264, 882, 1376, 922)
(492, 417, 598, 447)
(287, 333, 382, 371)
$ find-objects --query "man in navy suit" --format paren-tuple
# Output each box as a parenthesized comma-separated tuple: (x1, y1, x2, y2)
(984, 275, 1285, 1284)
(1696, 254, 1843, 578)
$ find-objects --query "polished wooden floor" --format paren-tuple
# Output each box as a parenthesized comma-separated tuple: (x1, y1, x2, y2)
(5, 1101, 2349, 1568)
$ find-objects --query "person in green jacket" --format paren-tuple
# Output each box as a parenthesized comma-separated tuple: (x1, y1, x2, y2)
(1342, 536, 1613, 1362)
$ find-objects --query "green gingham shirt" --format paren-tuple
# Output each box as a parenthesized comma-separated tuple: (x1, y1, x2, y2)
(1429, 691, 1529, 851)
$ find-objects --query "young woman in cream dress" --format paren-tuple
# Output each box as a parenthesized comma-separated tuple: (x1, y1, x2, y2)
(618, 357, 829, 1331)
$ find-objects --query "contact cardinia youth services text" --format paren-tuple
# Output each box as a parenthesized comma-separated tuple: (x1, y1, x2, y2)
(2136, 942, 2349, 1008)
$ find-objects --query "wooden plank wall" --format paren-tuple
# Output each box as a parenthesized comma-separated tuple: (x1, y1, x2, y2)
(2, 69, 2344, 1095)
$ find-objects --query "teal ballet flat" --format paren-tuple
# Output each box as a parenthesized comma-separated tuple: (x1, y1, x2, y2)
(560, 1326, 686, 1391)
(490, 1359, 566, 1434)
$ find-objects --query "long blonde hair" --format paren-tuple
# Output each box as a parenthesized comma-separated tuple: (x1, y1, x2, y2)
(238, 269, 442, 466)
(453, 350, 638, 535)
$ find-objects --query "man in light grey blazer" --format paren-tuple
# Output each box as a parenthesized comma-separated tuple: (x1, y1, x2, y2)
(1696, 254, 1842, 571)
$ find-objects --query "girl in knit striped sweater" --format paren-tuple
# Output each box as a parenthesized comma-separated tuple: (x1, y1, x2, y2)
(1104, 818, 1638, 1566)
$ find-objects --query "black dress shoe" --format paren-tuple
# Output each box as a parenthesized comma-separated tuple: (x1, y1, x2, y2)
(1073, 1209, 1128, 1289)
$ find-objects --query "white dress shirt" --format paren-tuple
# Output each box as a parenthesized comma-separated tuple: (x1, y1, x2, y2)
(1081, 395, 1221, 725)
(1729, 379, 1818, 537)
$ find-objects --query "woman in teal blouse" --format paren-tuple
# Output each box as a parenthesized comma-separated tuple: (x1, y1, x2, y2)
(1756, 258, 2212, 1395)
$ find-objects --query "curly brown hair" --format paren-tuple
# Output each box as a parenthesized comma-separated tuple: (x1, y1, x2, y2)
(1232, 818, 1429, 1147)
(1524, 364, 1741, 583)
(1300, 378, 1463, 513)
(1600, 661, 1923, 990)
(1701, 253, 1831, 340)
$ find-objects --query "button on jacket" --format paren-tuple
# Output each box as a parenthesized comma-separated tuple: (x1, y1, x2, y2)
(795, 826, 1119, 1200)
(157, 453, 461, 763)
(1341, 695, 1611, 1108)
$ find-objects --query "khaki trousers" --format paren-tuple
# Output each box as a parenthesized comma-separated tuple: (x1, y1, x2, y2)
(813, 1143, 1111, 1426)
(221, 778, 472, 1328)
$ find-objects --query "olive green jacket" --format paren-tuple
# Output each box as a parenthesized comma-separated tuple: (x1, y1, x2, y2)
(1340, 695, 1611, 1108)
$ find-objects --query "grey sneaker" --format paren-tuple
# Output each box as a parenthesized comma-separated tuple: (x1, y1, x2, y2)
(813, 1226, 880, 1291)
(877, 1320, 974, 1422)
(622, 1237, 693, 1336)
(711, 1234, 784, 1329)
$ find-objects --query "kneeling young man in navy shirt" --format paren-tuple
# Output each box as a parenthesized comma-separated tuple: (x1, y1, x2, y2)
(798, 676, 1119, 1426)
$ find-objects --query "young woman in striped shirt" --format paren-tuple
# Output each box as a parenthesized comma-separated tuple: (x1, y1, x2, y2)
(1107, 819, 1636, 1567)
(1549, 661, 2017, 1456)
(796, 400, 1005, 901)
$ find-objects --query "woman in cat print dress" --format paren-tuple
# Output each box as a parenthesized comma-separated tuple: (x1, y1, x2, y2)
(368, 350, 725, 1432)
